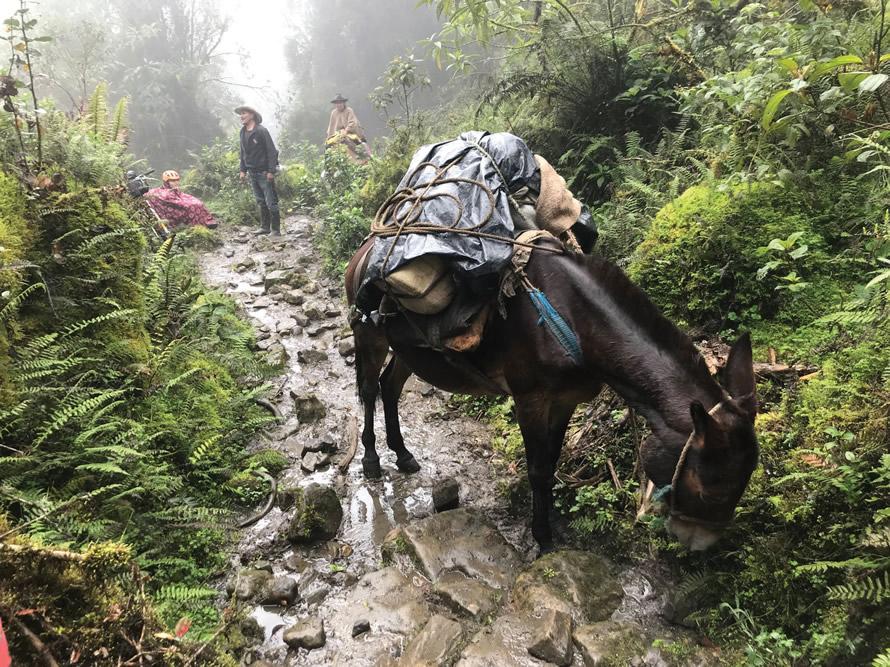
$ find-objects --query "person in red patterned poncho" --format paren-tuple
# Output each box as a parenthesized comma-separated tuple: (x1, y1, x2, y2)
(145, 170, 219, 229)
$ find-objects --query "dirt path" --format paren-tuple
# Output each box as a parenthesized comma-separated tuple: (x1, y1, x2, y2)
(198, 216, 717, 667)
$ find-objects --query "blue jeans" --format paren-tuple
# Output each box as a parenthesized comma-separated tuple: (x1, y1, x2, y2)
(247, 170, 279, 213)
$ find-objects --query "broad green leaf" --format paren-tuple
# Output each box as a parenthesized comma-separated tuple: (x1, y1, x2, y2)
(858, 73, 888, 93)
(777, 57, 798, 74)
(838, 71, 869, 91)
(768, 238, 787, 251)
(789, 245, 809, 259)
(762, 89, 793, 130)
(809, 55, 863, 80)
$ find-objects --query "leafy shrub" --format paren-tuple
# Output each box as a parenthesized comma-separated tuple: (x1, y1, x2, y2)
(629, 180, 841, 332)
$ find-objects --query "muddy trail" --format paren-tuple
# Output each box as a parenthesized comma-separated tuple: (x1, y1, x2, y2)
(198, 216, 719, 667)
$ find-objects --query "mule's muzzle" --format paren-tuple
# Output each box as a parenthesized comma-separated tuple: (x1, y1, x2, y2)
(666, 513, 727, 551)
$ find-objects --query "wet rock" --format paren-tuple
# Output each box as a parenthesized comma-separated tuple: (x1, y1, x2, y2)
(305, 433, 337, 453)
(307, 325, 331, 338)
(283, 553, 310, 572)
(234, 234, 250, 244)
(434, 571, 500, 620)
(286, 483, 343, 544)
(303, 281, 319, 295)
(299, 569, 331, 606)
(277, 317, 298, 335)
(261, 575, 300, 606)
(512, 550, 623, 624)
(240, 616, 264, 643)
(283, 290, 305, 306)
(303, 306, 324, 322)
(328, 567, 431, 653)
(263, 269, 291, 290)
(252, 295, 273, 309)
(573, 621, 649, 667)
(290, 391, 327, 423)
(352, 618, 370, 637)
(400, 508, 521, 590)
(337, 337, 356, 357)
(293, 312, 310, 327)
(297, 348, 328, 365)
(265, 343, 289, 368)
(432, 477, 460, 512)
(283, 616, 325, 650)
(325, 306, 342, 318)
(301, 450, 321, 472)
(528, 608, 573, 666)
(234, 256, 256, 271)
(252, 560, 274, 574)
(401, 614, 464, 666)
(458, 612, 539, 666)
(420, 383, 436, 397)
(224, 249, 235, 258)
(229, 569, 272, 601)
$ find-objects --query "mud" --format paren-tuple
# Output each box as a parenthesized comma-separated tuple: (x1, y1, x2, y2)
(198, 216, 717, 666)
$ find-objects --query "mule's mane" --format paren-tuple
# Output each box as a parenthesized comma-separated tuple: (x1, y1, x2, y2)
(571, 250, 717, 391)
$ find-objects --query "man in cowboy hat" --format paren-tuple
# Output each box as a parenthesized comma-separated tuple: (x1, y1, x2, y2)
(236, 105, 282, 236)
(326, 93, 363, 139)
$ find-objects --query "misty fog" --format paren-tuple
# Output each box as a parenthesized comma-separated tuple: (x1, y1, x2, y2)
(1, 0, 444, 167)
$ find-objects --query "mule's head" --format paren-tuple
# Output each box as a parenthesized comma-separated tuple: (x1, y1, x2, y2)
(641, 334, 759, 551)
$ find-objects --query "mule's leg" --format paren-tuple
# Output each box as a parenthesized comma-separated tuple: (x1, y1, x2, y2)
(353, 322, 389, 478)
(515, 395, 576, 554)
(379, 355, 420, 473)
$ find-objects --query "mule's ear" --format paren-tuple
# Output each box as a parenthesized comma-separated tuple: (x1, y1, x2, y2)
(725, 333, 755, 399)
(690, 401, 710, 435)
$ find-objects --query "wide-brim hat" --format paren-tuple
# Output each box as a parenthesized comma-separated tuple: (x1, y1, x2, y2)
(234, 105, 263, 124)
(330, 94, 348, 104)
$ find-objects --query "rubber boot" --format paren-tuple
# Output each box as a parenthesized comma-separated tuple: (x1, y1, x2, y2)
(255, 204, 271, 234)
(270, 210, 282, 237)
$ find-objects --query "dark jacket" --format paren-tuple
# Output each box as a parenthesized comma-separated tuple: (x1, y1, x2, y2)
(239, 124, 279, 173)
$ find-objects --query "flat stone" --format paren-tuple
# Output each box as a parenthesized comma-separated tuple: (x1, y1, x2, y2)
(303, 306, 324, 321)
(512, 550, 623, 624)
(337, 337, 356, 357)
(263, 269, 292, 290)
(283, 616, 325, 650)
(235, 256, 256, 271)
(573, 621, 648, 667)
(331, 566, 430, 636)
(252, 295, 273, 309)
(298, 348, 328, 364)
(301, 450, 320, 472)
(303, 282, 319, 295)
(352, 618, 370, 637)
(325, 307, 342, 318)
(290, 391, 327, 423)
(294, 312, 310, 327)
(277, 317, 298, 335)
(283, 553, 310, 572)
(527, 608, 573, 666)
(401, 614, 464, 666)
(252, 560, 274, 573)
(432, 477, 460, 512)
(434, 571, 500, 620)
(299, 569, 331, 606)
(261, 575, 300, 606)
(457, 613, 539, 667)
(265, 343, 289, 367)
(286, 483, 343, 544)
(228, 569, 272, 602)
(305, 433, 337, 453)
(283, 290, 305, 305)
(224, 249, 235, 258)
(400, 508, 521, 590)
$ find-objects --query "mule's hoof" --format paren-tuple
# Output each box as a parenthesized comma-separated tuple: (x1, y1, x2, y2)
(536, 542, 556, 558)
(396, 455, 421, 474)
(362, 459, 382, 479)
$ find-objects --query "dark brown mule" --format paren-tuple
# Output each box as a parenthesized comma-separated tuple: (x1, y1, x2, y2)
(345, 237, 759, 552)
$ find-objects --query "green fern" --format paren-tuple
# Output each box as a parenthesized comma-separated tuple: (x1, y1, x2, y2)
(109, 96, 129, 144)
(85, 81, 109, 138)
(155, 584, 217, 602)
(827, 572, 890, 602)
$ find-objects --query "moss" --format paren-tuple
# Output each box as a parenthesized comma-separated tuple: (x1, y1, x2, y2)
(177, 225, 223, 250)
(629, 181, 842, 332)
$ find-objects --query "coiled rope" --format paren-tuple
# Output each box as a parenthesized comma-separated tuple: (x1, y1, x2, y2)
(371, 142, 561, 273)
